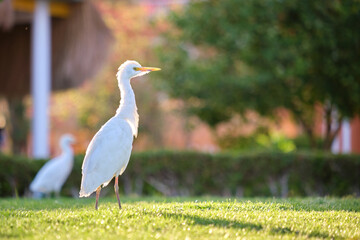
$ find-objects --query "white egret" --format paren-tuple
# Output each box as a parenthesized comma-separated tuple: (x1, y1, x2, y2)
(30, 134, 75, 197)
(79, 60, 160, 210)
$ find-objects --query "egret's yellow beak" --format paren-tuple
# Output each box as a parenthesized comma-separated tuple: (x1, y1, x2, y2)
(134, 67, 161, 72)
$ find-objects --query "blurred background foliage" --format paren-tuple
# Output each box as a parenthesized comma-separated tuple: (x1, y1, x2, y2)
(1, 0, 359, 154)
(0, 0, 360, 198)
(155, 0, 360, 151)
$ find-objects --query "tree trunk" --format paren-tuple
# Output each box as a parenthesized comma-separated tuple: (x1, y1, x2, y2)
(322, 104, 343, 151)
(290, 100, 317, 150)
(323, 119, 342, 151)
(297, 116, 317, 149)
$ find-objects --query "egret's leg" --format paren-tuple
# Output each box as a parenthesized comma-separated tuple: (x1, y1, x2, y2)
(95, 186, 101, 210)
(114, 176, 122, 209)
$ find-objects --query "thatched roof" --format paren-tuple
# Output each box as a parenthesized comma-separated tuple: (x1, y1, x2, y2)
(0, 0, 114, 98)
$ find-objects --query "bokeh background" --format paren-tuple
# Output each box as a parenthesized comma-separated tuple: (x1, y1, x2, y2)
(0, 0, 359, 198)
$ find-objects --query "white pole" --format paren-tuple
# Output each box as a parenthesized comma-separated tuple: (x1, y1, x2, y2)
(342, 120, 351, 153)
(331, 117, 340, 154)
(31, 0, 51, 158)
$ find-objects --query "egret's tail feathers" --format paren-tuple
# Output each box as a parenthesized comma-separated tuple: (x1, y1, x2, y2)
(79, 180, 97, 198)
(79, 189, 92, 198)
(79, 172, 113, 198)
(79, 174, 97, 197)
(29, 182, 36, 192)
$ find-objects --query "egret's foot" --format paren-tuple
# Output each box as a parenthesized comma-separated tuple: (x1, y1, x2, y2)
(114, 176, 122, 209)
(95, 186, 101, 210)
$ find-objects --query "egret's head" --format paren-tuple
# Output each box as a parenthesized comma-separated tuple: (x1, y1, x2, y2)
(117, 60, 161, 80)
(60, 134, 75, 147)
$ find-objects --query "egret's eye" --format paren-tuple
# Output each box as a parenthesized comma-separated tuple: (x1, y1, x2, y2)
(133, 67, 140, 71)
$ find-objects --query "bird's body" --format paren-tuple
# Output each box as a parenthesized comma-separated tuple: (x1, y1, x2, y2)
(79, 60, 160, 209)
(30, 134, 75, 197)
(79, 117, 133, 196)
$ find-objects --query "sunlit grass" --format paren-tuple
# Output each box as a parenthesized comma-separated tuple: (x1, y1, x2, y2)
(1, 197, 359, 239)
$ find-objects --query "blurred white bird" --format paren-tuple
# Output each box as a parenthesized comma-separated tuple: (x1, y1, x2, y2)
(30, 134, 75, 198)
(79, 60, 160, 210)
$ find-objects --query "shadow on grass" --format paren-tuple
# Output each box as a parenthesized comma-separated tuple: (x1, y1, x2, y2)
(0, 233, 22, 239)
(270, 227, 330, 238)
(163, 212, 263, 231)
(160, 212, 330, 238)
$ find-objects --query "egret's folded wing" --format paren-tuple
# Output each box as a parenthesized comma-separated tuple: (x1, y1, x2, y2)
(30, 156, 62, 192)
(80, 118, 133, 196)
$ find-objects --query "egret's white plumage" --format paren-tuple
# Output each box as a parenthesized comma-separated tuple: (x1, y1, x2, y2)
(79, 60, 160, 209)
(30, 134, 75, 196)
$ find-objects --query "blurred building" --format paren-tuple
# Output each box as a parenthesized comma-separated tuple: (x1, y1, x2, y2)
(313, 107, 360, 154)
(329, 118, 360, 154)
(0, 0, 114, 157)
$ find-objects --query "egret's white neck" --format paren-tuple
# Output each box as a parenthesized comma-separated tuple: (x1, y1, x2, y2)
(115, 72, 139, 137)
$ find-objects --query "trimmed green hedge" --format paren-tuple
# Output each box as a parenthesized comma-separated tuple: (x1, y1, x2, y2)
(0, 150, 359, 197)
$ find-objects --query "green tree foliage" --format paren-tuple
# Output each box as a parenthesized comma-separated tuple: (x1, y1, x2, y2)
(156, 0, 360, 150)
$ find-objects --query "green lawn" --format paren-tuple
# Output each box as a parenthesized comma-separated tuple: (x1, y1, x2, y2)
(0, 197, 359, 239)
